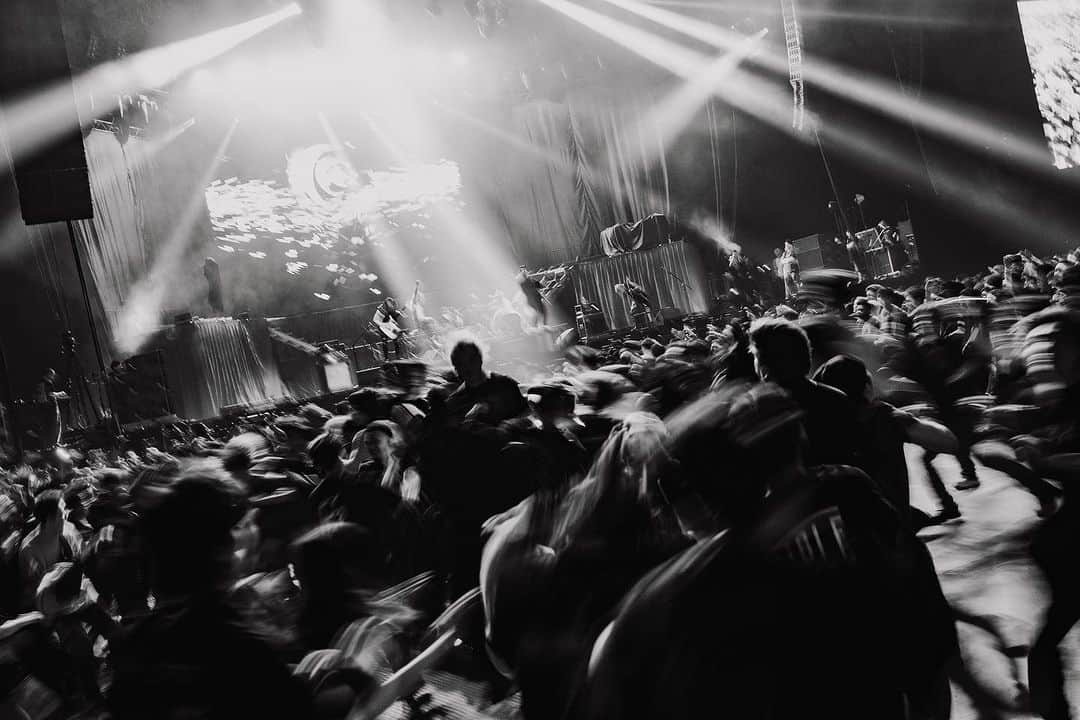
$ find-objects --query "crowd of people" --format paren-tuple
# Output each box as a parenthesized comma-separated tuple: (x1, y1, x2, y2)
(3, 243, 1080, 720)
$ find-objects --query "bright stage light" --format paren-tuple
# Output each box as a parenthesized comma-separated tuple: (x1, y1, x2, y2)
(534, 0, 703, 77)
(0, 4, 300, 172)
(595, 0, 1057, 177)
(636, 27, 768, 162)
(535, 0, 1075, 248)
(115, 119, 240, 355)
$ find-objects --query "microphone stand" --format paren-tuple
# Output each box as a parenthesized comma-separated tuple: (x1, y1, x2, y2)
(659, 265, 691, 292)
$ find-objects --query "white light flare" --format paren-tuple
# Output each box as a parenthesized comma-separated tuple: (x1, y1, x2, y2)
(534, 0, 703, 77)
(596, 0, 1058, 176)
(637, 28, 768, 162)
(0, 3, 300, 172)
(545, 0, 1076, 247)
(114, 119, 240, 355)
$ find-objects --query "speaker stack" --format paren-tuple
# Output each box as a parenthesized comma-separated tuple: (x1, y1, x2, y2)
(0, 0, 93, 225)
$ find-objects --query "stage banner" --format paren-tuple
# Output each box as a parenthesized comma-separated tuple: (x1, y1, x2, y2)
(599, 213, 671, 256)
(161, 317, 285, 420)
(571, 241, 709, 331)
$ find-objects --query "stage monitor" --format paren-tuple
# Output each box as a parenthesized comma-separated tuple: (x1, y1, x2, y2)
(1018, 0, 1080, 168)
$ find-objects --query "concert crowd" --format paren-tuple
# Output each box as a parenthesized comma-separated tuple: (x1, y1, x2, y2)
(2, 244, 1080, 720)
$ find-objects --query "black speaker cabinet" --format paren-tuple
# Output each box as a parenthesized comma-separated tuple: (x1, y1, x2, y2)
(0, 0, 93, 225)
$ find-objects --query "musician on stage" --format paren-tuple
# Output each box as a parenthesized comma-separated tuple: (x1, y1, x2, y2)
(615, 276, 653, 329)
(516, 266, 547, 325)
(877, 220, 909, 270)
(29, 368, 63, 448)
(372, 296, 407, 359)
(32, 368, 59, 404)
(576, 296, 602, 315)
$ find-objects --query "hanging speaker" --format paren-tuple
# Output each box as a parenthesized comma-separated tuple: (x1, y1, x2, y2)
(0, 0, 93, 225)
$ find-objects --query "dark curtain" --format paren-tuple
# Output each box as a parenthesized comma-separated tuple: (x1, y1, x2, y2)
(486, 91, 725, 268)
(572, 241, 710, 330)
(0, 118, 116, 418)
(161, 318, 284, 420)
(66, 127, 214, 353)
(69, 129, 151, 341)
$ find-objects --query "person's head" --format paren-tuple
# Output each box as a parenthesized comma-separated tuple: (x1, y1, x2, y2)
(450, 340, 485, 385)
(1057, 264, 1080, 304)
(865, 284, 884, 302)
(62, 480, 92, 524)
(925, 276, 943, 298)
(43, 368, 56, 383)
(290, 522, 387, 602)
(774, 248, 782, 258)
(905, 286, 926, 307)
(879, 287, 903, 308)
(813, 354, 873, 404)
(784, 241, 795, 253)
(360, 420, 397, 462)
(1005, 253, 1024, 277)
(32, 489, 63, 537)
(347, 388, 382, 424)
(306, 432, 344, 475)
(748, 318, 812, 386)
(668, 382, 804, 523)
(289, 522, 391, 646)
(940, 280, 964, 299)
(384, 297, 397, 311)
(139, 464, 246, 597)
(221, 432, 268, 479)
(852, 298, 872, 321)
(275, 416, 317, 453)
(1021, 308, 1080, 412)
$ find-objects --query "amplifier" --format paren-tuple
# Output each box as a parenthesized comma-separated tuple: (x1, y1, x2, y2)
(855, 229, 879, 252)
(321, 358, 354, 394)
(791, 233, 824, 271)
(866, 248, 896, 278)
(575, 308, 608, 340)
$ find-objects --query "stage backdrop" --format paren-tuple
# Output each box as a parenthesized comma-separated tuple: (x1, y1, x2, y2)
(572, 241, 709, 331)
(80, 127, 215, 349)
(144, 317, 285, 420)
(483, 91, 732, 268)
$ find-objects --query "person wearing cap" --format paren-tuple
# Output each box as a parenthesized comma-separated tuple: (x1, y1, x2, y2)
(522, 384, 588, 490)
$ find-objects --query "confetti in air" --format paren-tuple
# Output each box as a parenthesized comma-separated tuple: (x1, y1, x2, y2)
(205, 150, 463, 290)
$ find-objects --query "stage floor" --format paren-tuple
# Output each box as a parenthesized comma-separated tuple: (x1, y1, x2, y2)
(367, 444, 1075, 720)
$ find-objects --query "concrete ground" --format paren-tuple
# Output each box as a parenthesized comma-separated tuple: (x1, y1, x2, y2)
(391, 446, 1068, 720)
(909, 444, 1067, 720)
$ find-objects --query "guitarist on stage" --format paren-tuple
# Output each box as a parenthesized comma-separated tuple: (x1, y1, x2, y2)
(372, 296, 407, 359)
